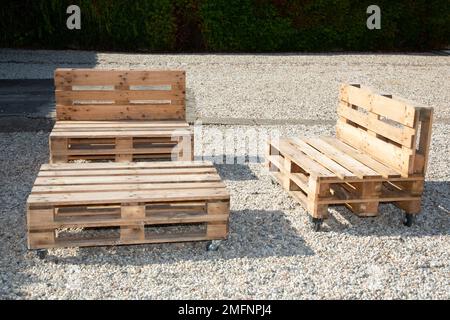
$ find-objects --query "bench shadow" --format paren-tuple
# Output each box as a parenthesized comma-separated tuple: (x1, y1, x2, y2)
(214, 163, 259, 181)
(323, 181, 450, 237)
(46, 209, 314, 266)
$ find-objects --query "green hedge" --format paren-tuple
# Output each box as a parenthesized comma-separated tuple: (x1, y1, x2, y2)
(1, 0, 449, 51)
(0, 0, 175, 51)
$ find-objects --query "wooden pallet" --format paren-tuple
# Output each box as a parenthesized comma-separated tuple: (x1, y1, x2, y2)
(54, 69, 185, 121)
(50, 121, 193, 162)
(27, 161, 230, 249)
(267, 84, 433, 226)
(49, 68, 193, 162)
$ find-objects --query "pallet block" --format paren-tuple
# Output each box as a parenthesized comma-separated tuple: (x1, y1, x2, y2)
(267, 84, 433, 228)
(27, 161, 230, 249)
(49, 68, 193, 162)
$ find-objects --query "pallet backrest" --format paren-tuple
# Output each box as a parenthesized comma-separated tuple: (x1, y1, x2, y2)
(54, 69, 186, 121)
(336, 84, 433, 177)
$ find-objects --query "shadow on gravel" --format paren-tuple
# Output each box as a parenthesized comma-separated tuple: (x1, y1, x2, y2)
(324, 181, 450, 237)
(45, 209, 313, 266)
(0, 52, 98, 132)
(214, 163, 258, 181)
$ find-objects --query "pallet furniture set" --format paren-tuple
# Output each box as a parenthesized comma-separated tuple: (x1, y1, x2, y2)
(27, 70, 433, 253)
(27, 69, 228, 254)
(267, 84, 433, 230)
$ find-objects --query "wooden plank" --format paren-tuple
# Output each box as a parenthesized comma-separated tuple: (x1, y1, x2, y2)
(51, 129, 190, 138)
(32, 182, 226, 194)
(55, 69, 185, 86)
(298, 137, 380, 179)
(319, 187, 421, 204)
(56, 104, 184, 121)
(337, 102, 415, 147)
(27, 188, 230, 206)
(336, 119, 412, 176)
(54, 120, 189, 127)
(40, 161, 212, 171)
(270, 139, 335, 178)
(38, 167, 217, 177)
(56, 89, 184, 102)
(52, 126, 190, 132)
(287, 138, 355, 179)
(34, 173, 221, 186)
(29, 213, 229, 230)
(54, 126, 189, 132)
(320, 137, 400, 178)
(340, 84, 417, 127)
(50, 148, 175, 157)
(34, 232, 217, 249)
(416, 108, 434, 174)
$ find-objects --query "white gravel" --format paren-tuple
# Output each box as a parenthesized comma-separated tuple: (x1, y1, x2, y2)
(0, 123, 448, 299)
(0, 50, 448, 299)
(0, 49, 449, 122)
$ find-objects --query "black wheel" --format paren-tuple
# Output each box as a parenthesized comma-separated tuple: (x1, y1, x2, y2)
(206, 241, 220, 251)
(271, 179, 277, 185)
(403, 213, 415, 227)
(36, 249, 47, 260)
(312, 218, 323, 232)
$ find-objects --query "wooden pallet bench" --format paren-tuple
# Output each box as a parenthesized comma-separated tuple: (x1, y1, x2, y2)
(267, 84, 433, 230)
(27, 161, 230, 249)
(50, 69, 193, 163)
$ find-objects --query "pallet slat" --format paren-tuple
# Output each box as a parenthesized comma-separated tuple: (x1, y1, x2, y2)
(56, 104, 185, 121)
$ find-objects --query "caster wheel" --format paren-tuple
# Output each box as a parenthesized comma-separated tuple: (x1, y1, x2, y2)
(206, 240, 220, 251)
(36, 249, 47, 260)
(271, 179, 277, 185)
(312, 218, 323, 232)
(403, 214, 415, 227)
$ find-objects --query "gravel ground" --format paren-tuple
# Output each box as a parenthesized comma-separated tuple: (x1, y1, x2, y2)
(0, 123, 448, 299)
(0, 49, 449, 122)
(0, 50, 448, 299)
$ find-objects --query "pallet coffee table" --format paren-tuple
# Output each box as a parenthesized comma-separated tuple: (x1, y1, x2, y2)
(27, 161, 230, 253)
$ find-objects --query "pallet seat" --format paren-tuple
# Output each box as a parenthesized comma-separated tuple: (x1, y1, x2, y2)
(27, 161, 230, 249)
(267, 84, 433, 230)
(49, 69, 193, 163)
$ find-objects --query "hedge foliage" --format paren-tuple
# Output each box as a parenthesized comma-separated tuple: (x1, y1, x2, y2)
(1, 0, 448, 51)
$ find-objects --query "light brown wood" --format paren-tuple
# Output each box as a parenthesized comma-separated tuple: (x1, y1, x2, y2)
(26, 162, 230, 249)
(56, 104, 184, 121)
(339, 84, 416, 127)
(49, 121, 193, 163)
(54, 69, 185, 121)
(50, 69, 192, 163)
(266, 84, 433, 226)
